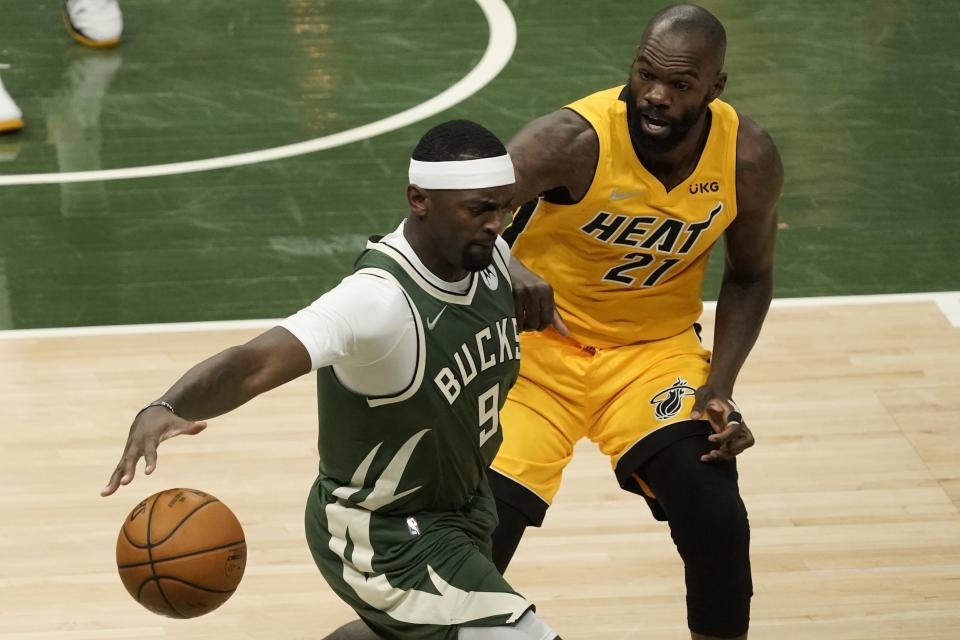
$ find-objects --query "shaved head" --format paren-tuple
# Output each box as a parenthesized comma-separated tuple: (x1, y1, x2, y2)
(642, 4, 726, 74)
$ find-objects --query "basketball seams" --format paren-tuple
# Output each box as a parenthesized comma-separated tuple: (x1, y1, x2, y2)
(148, 498, 221, 547)
(152, 575, 238, 594)
(121, 496, 222, 549)
(117, 539, 246, 569)
(136, 576, 152, 603)
(118, 488, 246, 618)
(145, 490, 185, 619)
(135, 576, 235, 604)
(121, 523, 147, 549)
(136, 578, 176, 614)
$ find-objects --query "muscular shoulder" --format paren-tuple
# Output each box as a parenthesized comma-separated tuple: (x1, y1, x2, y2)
(511, 108, 597, 151)
(544, 108, 599, 153)
(736, 114, 779, 170)
(507, 108, 599, 203)
(735, 114, 783, 217)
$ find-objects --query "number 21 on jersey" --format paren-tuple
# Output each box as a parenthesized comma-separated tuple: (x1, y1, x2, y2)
(602, 252, 680, 287)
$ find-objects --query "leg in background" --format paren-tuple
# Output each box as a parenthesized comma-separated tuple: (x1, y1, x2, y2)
(490, 496, 535, 574)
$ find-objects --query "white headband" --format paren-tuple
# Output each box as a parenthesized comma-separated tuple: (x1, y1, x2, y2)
(408, 154, 515, 190)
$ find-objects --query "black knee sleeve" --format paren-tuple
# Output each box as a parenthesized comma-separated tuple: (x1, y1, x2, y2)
(641, 434, 752, 638)
(490, 497, 532, 574)
(487, 469, 547, 574)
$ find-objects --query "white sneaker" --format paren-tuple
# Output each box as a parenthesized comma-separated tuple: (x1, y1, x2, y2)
(64, 0, 123, 48)
(0, 75, 24, 133)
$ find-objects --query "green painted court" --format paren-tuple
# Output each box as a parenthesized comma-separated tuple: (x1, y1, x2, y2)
(0, 0, 957, 330)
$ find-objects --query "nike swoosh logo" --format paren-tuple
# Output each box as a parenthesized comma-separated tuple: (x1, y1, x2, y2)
(426, 306, 447, 330)
(610, 189, 644, 201)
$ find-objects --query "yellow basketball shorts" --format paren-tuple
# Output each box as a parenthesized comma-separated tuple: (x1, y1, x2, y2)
(489, 326, 713, 524)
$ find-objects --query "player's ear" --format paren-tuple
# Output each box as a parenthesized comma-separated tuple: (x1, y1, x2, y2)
(407, 184, 429, 218)
(710, 71, 727, 101)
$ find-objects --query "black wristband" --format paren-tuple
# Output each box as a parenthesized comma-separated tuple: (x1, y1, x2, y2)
(136, 400, 175, 418)
(727, 411, 743, 424)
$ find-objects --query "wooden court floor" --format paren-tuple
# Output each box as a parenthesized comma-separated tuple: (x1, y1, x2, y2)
(1, 299, 959, 639)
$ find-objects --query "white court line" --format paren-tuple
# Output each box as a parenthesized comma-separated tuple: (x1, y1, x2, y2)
(714, 291, 960, 327)
(934, 294, 960, 328)
(0, 0, 516, 186)
(1, 291, 957, 340)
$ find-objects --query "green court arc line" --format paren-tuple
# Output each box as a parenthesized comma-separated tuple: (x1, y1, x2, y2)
(0, 0, 516, 186)
(1, 292, 956, 339)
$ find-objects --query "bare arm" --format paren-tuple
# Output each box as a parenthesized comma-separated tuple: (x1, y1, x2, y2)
(157, 327, 311, 421)
(506, 109, 597, 333)
(693, 115, 783, 462)
(102, 327, 311, 495)
(507, 108, 599, 208)
(710, 116, 782, 390)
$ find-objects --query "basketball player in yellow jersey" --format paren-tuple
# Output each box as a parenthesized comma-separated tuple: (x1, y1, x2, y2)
(489, 5, 783, 640)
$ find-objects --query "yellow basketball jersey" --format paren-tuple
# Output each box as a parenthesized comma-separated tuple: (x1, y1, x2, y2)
(509, 86, 740, 347)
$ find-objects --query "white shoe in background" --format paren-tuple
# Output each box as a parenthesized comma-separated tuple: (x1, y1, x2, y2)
(0, 75, 24, 133)
(64, 0, 123, 48)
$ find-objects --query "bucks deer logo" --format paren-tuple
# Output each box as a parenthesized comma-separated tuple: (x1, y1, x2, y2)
(480, 265, 499, 290)
(650, 377, 697, 420)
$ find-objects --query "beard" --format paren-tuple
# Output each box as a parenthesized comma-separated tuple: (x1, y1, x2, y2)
(625, 84, 711, 154)
(461, 243, 495, 272)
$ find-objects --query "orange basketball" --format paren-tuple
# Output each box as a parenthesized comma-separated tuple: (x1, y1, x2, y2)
(116, 488, 246, 618)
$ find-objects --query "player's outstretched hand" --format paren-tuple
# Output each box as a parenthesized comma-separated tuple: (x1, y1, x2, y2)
(101, 406, 207, 497)
(509, 257, 569, 336)
(691, 389, 755, 463)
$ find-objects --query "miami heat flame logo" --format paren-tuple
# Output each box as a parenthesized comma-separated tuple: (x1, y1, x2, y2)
(650, 377, 697, 420)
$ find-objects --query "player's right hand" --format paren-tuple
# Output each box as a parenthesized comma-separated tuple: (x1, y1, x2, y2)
(510, 257, 569, 336)
(101, 406, 207, 497)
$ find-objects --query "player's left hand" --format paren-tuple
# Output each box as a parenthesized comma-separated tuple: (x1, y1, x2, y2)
(509, 257, 569, 336)
(690, 390, 755, 463)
